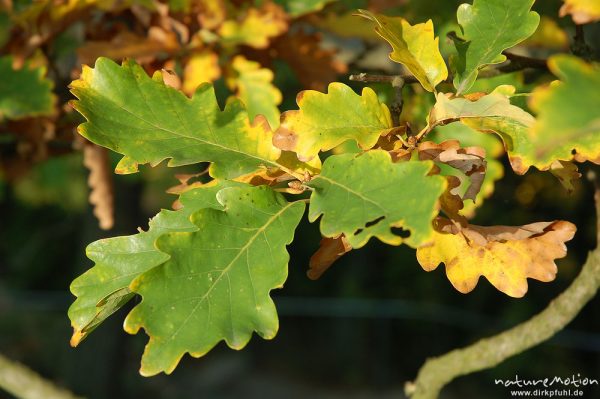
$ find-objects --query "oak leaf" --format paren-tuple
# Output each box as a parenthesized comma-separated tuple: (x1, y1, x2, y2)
(274, 83, 393, 161)
(307, 150, 447, 248)
(70, 58, 283, 179)
(450, 0, 539, 94)
(123, 186, 305, 376)
(417, 218, 576, 297)
(356, 9, 448, 92)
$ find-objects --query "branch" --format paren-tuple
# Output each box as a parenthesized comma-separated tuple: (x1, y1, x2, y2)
(0, 353, 83, 399)
(405, 186, 600, 399)
(349, 52, 550, 86)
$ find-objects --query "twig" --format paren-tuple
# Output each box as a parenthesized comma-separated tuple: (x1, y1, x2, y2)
(405, 186, 600, 399)
(390, 77, 405, 126)
(0, 353, 83, 399)
(572, 24, 593, 61)
(349, 52, 550, 86)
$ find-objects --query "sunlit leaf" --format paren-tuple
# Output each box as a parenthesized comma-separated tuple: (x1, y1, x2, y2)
(274, 83, 393, 161)
(70, 58, 283, 179)
(123, 186, 305, 376)
(68, 181, 243, 346)
(307, 150, 446, 248)
(450, 0, 539, 94)
(356, 9, 448, 92)
(417, 218, 576, 297)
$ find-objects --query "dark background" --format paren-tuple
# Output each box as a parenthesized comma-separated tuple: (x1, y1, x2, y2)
(2, 0, 600, 398)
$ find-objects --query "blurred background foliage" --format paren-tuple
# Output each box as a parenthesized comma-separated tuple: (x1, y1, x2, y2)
(1, 0, 600, 397)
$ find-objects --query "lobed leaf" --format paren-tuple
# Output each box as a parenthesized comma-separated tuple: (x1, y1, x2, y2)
(417, 218, 576, 297)
(274, 83, 393, 161)
(123, 186, 305, 376)
(307, 150, 447, 248)
(0, 56, 54, 120)
(356, 9, 448, 92)
(70, 57, 282, 179)
(68, 181, 243, 346)
(451, 0, 539, 94)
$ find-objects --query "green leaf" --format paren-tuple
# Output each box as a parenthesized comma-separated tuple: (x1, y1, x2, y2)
(307, 150, 446, 248)
(274, 83, 393, 161)
(356, 9, 448, 92)
(522, 55, 600, 171)
(123, 186, 305, 376)
(274, 0, 336, 17)
(68, 181, 243, 346)
(70, 57, 281, 179)
(0, 56, 54, 120)
(451, 0, 539, 94)
(226, 55, 282, 130)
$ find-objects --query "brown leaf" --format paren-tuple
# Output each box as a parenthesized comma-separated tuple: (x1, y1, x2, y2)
(308, 236, 352, 280)
(77, 27, 179, 65)
(418, 140, 487, 201)
(417, 217, 576, 297)
(83, 143, 114, 230)
(273, 31, 347, 91)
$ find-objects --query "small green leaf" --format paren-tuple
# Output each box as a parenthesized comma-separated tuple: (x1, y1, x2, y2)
(70, 58, 281, 179)
(0, 56, 54, 120)
(523, 55, 600, 171)
(451, 0, 539, 94)
(123, 186, 305, 376)
(274, 83, 393, 161)
(226, 55, 282, 130)
(307, 150, 446, 248)
(356, 9, 448, 92)
(68, 181, 243, 346)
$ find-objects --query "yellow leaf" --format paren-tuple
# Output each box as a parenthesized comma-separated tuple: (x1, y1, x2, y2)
(417, 218, 576, 297)
(197, 0, 227, 30)
(218, 3, 288, 49)
(523, 16, 569, 49)
(560, 0, 600, 24)
(356, 9, 448, 92)
(182, 49, 221, 95)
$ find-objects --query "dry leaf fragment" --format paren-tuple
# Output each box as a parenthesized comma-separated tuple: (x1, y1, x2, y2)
(549, 160, 581, 193)
(308, 235, 352, 280)
(418, 140, 487, 201)
(83, 143, 114, 230)
(417, 218, 576, 297)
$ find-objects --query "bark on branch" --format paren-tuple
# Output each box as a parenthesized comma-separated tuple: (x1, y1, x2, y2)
(0, 353, 83, 399)
(405, 188, 600, 399)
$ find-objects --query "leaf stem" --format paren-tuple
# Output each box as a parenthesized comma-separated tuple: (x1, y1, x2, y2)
(405, 187, 600, 399)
